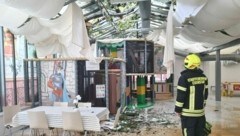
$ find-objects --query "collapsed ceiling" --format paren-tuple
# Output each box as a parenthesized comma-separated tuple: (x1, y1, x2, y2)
(0, 0, 240, 58)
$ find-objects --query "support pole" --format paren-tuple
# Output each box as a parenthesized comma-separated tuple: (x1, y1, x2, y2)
(30, 60, 35, 107)
(150, 75, 155, 103)
(0, 27, 6, 109)
(12, 34, 17, 105)
(104, 60, 109, 108)
(121, 41, 126, 107)
(24, 39, 30, 102)
(36, 61, 42, 106)
(137, 76, 146, 104)
(144, 38, 147, 73)
(215, 50, 221, 111)
(104, 48, 109, 108)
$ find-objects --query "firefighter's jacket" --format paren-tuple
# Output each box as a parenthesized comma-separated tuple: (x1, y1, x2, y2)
(175, 69, 208, 117)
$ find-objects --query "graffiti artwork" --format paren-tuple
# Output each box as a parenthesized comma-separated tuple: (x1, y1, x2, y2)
(47, 61, 71, 102)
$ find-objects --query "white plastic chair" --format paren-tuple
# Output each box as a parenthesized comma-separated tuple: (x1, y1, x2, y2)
(62, 111, 87, 136)
(28, 111, 53, 136)
(101, 107, 121, 130)
(77, 102, 92, 108)
(53, 102, 68, 107)
(3, 104, 25, 136)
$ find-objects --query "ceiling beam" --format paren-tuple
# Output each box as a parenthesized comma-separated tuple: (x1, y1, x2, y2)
(139, 0, 151, 35)
(200, 38, 240, 55)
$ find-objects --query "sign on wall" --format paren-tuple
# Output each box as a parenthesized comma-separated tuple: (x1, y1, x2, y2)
(96, 84, 105, 98)
(86, 61, 100, 71)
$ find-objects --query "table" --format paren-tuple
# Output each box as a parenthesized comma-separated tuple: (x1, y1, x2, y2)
(12, 106, 109, 131)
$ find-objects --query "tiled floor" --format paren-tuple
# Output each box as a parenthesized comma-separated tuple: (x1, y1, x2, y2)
(1, 91, 240, 136)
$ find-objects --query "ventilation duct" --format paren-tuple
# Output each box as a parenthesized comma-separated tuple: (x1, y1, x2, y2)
(201, 53, 240, 63)
(175, 49, 240, 65)
(222, 49, 240, 66)
(139, 0, 151, 36)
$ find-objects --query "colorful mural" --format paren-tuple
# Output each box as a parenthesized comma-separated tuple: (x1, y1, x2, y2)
(47, 61, 71, 102)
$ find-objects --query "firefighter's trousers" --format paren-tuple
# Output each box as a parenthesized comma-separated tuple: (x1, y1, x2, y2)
(181, 115, 206, 136)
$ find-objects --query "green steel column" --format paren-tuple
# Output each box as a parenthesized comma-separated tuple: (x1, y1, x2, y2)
(137, 76, 146, 104)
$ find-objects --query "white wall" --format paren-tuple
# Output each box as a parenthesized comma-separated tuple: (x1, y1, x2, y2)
(174, 56, 185, 85)
(207, 61, 240, 87)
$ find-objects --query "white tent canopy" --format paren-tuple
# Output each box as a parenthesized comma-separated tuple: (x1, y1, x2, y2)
(1, 0, 240, 57)
(0, 0, 93, 59)
(148, 0, 240, 54)
(0, 0, 65, 19)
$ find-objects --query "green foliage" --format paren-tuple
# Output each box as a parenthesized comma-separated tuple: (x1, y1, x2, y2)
(117, 14, 139, 31)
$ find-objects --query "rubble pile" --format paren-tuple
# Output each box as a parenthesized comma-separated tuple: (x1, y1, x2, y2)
(100, 100, 182, 136)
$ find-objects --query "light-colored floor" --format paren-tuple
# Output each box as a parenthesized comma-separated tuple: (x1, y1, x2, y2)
(1, 90, 240, 136)
(206, 91, 240, 136)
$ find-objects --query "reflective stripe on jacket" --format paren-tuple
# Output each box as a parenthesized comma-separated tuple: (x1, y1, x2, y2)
(175, 69, 208, 117)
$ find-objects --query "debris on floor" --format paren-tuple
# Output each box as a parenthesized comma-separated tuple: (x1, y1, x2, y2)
(100, 101, 181, 136)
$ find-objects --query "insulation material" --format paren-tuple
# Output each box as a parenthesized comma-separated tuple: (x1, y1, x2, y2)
(34, 35, 63, 57)
(148, 29, 207, 53)
(36, 3, 92, 58)
(180, 25, 236, 46)
(10, 18, 42, 35)
(71, 3, 91, 52)
(174, 35, 207, 53)
(0, 4, 29, 28)
(25, 27, 52, 43)
(9, 17, 52, 43)
(38, 5, 72, 35)
(191, 0, 240, 32)
(6, 3, 92, 58)
(225, 23, 240, 37)
(163, 3, 174, 78)
(174, 0, 207, 24)
(0, 0, 65, 19)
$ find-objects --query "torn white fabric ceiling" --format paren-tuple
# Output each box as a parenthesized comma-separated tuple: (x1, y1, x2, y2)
(0, 2, 92, 58)
(34, 35, 63, 57)
(1, 0, 240, 57)
(38, 5, 72, 35)
(163, 3, 174, 78)
(10, 18, 43, 35)
(179, 26, 237, 46)
(0, 5, 29, 28)
(148, 0, 240, 54)
(26, 28, 52, 45)
(0, 0, 65, 19)
(225, 23, 240, 37)
(174, 0, 207, 25)
(36, 3, 91, 57)
(190, 0, 240, 32)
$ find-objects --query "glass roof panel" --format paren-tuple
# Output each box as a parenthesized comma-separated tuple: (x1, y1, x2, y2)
(72, 0, 171, 39)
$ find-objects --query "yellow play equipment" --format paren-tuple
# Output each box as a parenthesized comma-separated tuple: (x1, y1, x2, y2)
(222, 82, 240, 97)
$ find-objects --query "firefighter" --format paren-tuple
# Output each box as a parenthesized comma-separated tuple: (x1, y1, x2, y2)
(175, 54, 208, 136)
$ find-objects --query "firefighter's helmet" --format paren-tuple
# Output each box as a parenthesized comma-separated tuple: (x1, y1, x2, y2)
(184, 54, 201, 69)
